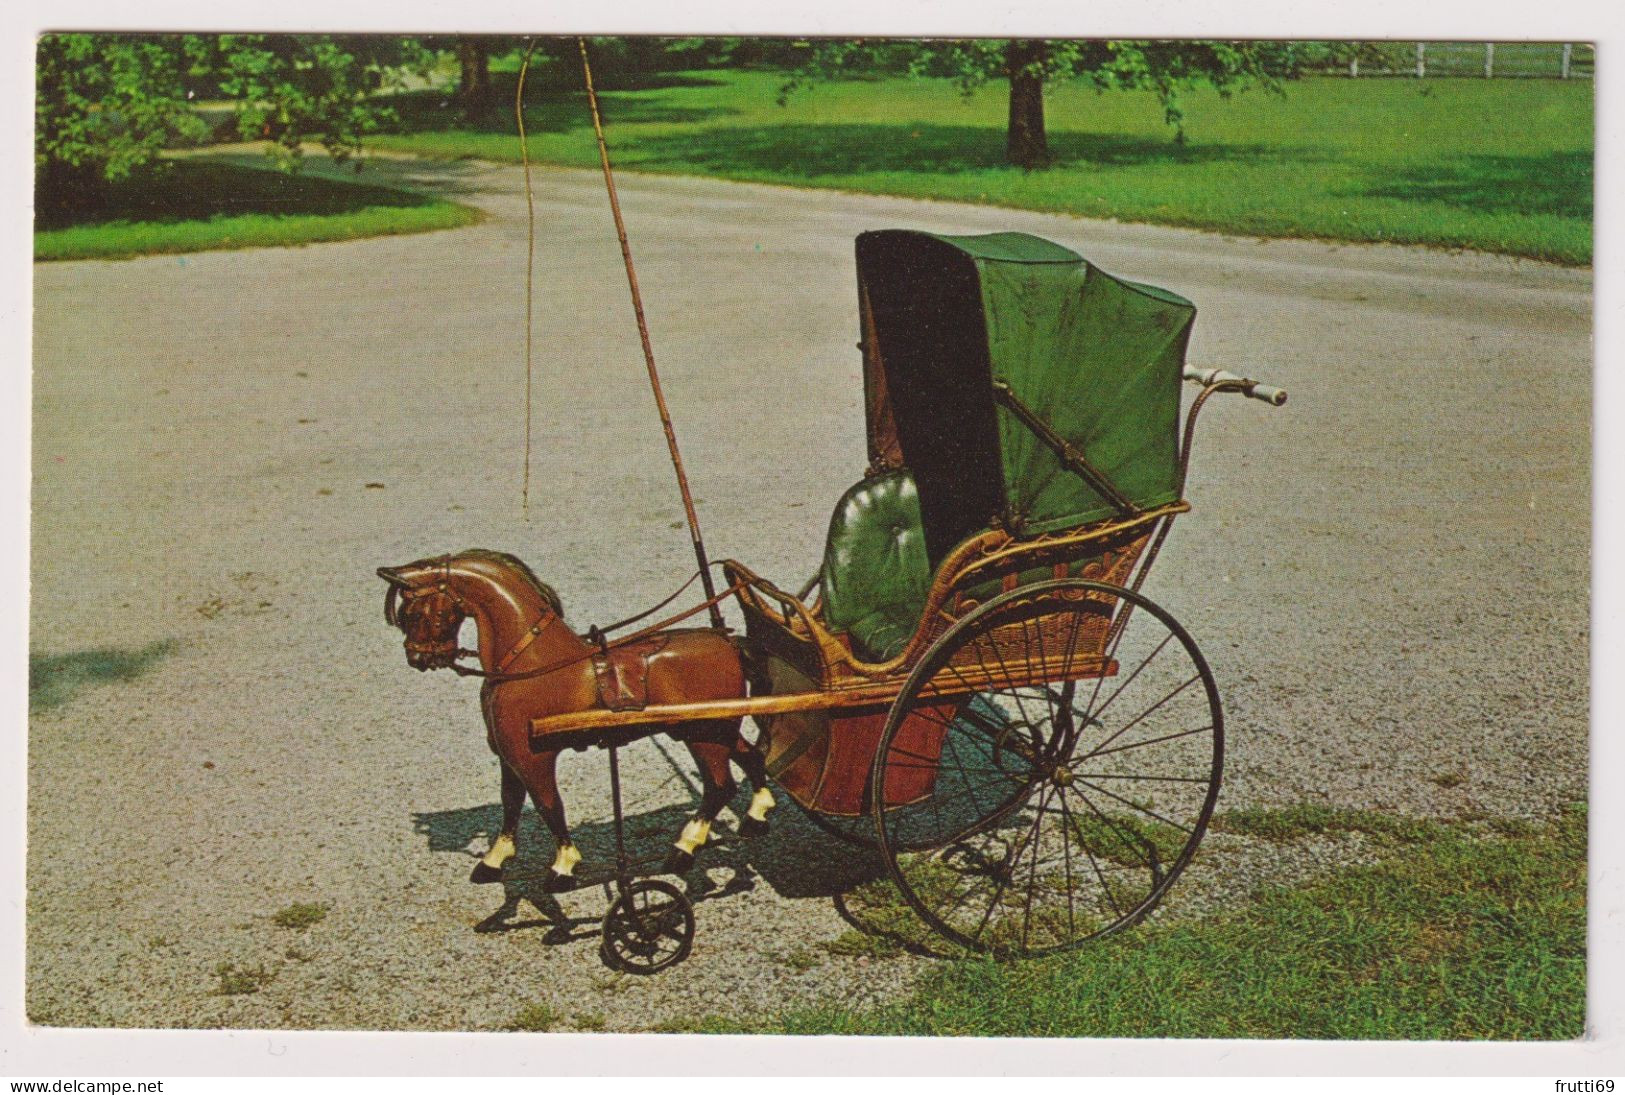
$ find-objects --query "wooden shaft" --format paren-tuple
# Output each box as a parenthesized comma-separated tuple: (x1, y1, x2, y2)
(529, 652, 1117, 738)
(578, 38, 724, 627)
(533, 685, 906, 737)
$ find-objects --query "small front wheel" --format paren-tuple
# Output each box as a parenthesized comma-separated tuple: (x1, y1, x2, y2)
(872, 579, 1224, 955)
(600, 880, 695, 974)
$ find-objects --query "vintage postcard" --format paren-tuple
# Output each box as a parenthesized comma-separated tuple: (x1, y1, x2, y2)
(14, 12, 1602, 1078)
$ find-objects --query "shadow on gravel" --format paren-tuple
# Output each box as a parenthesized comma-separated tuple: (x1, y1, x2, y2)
(414, 791, 887, 953)
(29, 640, 177, 712)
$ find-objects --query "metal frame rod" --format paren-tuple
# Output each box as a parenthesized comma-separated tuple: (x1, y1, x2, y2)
(608, 744, 629, 881)
(991, 380, 1138, 518)
(578, 38, 724, 628)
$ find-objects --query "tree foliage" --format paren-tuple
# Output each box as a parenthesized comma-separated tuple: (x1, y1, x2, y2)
(198, 35, 432, 170)
(34, 34, 211, 209)
(34, 32, 432, 212)
(783, 38, 1316, 168)
(412, 34, 522, 121)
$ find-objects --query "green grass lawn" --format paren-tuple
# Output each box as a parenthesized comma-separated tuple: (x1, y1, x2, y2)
(371, 70, 1592, 264)
(657, 804, 1585, 1039)
(34, 159, 482, 262)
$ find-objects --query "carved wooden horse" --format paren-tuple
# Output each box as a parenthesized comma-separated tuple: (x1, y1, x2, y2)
(379, 550, 774, 890)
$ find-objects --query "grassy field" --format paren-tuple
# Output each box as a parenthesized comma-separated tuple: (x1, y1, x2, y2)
(371, 70, 1593, 264)
(34, 159, 481, 262)
(650, 804, 1585, 1039)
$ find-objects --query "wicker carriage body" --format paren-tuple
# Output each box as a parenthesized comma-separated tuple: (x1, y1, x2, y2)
(723, 500, 1184, 814)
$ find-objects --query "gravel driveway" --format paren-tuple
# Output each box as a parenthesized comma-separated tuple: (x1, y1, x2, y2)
(27, 155, 1590, 1031)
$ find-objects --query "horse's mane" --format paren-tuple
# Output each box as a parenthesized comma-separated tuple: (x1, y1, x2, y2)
(457, 549, 564, 618)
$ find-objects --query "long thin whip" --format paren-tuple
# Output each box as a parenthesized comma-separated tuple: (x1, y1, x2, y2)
(516, 38, 538, 514)
(577, 37, 724, 628)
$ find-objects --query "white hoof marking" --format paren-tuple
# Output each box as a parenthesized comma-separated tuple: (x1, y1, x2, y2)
(481, 833, 516, 870)
(550, 843, 582, 877)
(746, 786, 776, 822)
(674, 818, 712, 855)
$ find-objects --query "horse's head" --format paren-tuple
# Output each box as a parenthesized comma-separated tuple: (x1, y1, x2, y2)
(380, 550, 568, 674)
(378, 557, 468, 672)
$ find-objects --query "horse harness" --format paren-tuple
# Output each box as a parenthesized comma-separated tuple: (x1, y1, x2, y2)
(590, 635, 669, 712)
(392, 558, 747, 708)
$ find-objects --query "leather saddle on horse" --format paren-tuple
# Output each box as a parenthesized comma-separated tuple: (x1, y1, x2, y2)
(592, 635, 671, 712)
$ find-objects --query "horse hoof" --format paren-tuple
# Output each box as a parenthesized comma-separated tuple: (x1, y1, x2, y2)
(470, 861, 505, 884)
(541, 870, 576, 894)
(737, 816, 769, 839)
(664, 848, 695, 875)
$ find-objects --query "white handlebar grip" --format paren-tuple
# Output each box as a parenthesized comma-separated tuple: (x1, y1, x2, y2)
(1247, 383, 1287, 406)
(1183, 366, 1286, 406)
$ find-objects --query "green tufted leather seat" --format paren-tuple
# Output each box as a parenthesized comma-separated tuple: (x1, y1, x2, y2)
(819, 470, 934, 663)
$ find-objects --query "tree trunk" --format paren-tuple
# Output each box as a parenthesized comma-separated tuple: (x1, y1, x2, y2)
(456, 39, 493, 122)
(1005, 39, 1050, 169)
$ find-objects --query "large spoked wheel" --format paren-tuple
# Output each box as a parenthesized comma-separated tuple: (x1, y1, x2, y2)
(871, 579, 1223, 956)
(600, 880, 695, 975)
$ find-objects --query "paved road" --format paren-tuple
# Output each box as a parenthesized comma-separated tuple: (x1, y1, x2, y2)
(28, 155, 1591, 1030)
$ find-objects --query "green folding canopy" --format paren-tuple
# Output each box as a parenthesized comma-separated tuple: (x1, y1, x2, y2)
(856, 229, 1195, 562)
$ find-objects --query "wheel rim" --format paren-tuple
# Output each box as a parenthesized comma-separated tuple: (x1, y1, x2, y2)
(600, 880, 695, 974)
(873, 579, 1223, 955)
(799, 799, 884, 849)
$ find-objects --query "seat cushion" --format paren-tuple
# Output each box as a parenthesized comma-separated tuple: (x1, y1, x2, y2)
(820, 470, 932, 662)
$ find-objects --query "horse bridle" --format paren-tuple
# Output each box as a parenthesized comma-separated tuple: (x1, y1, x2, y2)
(387, 555, 559, 673)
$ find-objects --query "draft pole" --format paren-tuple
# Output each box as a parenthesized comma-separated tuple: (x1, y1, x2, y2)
(578, 38, 725, 629)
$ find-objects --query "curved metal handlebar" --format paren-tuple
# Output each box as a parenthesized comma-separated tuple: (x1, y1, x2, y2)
(1183, 366, 1287, 407)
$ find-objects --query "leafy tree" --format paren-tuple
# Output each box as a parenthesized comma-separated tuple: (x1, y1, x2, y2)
(34, 32, 431, 213)
(204, 35, 432, 170)
(510, 36, 802, 95)
(409, 34, 522, 122)
(786, 38, 1315, 169)
(34, 33, 212, 212)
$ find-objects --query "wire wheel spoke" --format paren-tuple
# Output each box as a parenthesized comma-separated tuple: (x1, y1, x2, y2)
(871, 579, 1224, 956)
(600, 880, 695, 974)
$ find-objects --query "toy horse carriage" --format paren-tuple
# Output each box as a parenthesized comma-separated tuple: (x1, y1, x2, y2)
(381, 228, 1284, 973)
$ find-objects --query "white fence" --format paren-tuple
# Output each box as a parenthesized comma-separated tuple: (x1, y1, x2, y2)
(1327, 42, 1593, 79)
